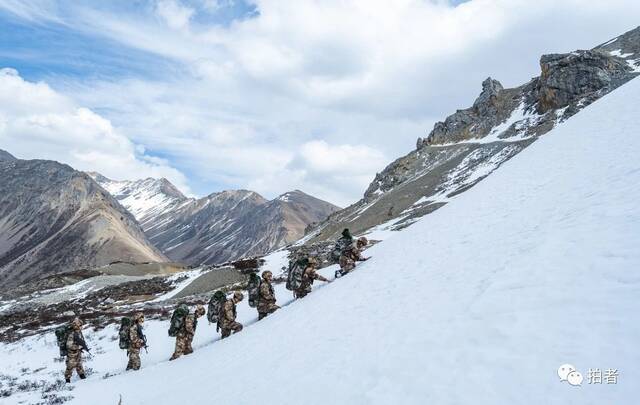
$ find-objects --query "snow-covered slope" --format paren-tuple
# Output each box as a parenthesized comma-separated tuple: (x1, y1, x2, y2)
(61, 69, 640, 403)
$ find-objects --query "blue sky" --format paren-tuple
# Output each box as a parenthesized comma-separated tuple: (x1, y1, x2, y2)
(0, 0, 638, 205)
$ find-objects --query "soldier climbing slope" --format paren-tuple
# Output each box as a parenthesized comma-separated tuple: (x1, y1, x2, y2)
(336, 236, 369, 278)
(219, 291, 244, 339)
(169, 305, 205, 361)
(126, 312, 147, 371)
(295, 256, 330, 299)
(64, 318, 89, 383)
(331, 228, 354, 263)
(257, 271, 280, 320)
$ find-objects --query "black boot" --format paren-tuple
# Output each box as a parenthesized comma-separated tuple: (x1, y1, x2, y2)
(65, 377, 71, 384)
(79, 374, 86, 380)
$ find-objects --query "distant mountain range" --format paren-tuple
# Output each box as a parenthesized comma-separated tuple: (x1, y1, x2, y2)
(89, 174, 340, 265)
(0, 151, 167, 289)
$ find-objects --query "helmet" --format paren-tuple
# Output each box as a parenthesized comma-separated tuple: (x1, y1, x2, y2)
(194, 305, 205, 317)
(357, 236, 368, 247)
(233, 291, 244, 302)
(71, 317, 83, 330)
(342, 228, 352, 238)
(262, 270, 273, 280)
(133, 312, 145, 322)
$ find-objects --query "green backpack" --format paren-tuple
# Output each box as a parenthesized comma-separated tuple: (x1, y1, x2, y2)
(55, 325, 71, 357)
(118, 317, 132, 349)
(207, 291, 226, 323)
(168, 304, 189, 337)
(247, 273, 262, 308)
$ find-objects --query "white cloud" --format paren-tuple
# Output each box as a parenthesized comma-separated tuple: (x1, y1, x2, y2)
(155, 0, 195, 30)
(0, 68, 193, 196)
(2, 0, 640, 206)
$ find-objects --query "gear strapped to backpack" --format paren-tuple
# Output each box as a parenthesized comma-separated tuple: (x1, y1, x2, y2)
(247, 273, 262, 308)
(207, 291, 227, 324)
(118, 317, 133, 349)
(55, 325, 72, 357)
(286, 258, 308, 291)
(331, 236, 353, 262)
(168, 303, 190, 337)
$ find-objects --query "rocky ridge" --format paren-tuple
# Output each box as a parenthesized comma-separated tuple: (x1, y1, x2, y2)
(305, 26, 640, 243)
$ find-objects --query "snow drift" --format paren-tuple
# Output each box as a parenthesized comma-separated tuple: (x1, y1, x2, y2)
(68, 78, 640, 404)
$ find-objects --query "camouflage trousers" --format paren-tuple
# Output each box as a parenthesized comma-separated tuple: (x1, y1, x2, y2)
(170, 333, 194, 360)
(257, 303, 280, 320)
(294, 286, 312, 299)
(339, 256, 356, 275)
(65, 350, 85, 380)
(127, 347, 141, 370)
(220, 321, 243, 339)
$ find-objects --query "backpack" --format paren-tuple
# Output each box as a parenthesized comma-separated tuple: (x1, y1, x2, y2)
(286, 258, 307, 291)
(168, 304, 189, 337)
(330, 237, 352, 262)
(118, 317, 132, 349)
(247, 273, 262, 308)
(55, 325, 71, 357)
(207, 291, 227, 323)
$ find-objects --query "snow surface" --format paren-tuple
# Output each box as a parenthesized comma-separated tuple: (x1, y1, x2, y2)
(8, 77, 640, 404)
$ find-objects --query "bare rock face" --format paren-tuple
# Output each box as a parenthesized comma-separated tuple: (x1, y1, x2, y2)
(536, 50, 631, 113)
(0, 157, 167, 289)
(307, 26, 640, 244)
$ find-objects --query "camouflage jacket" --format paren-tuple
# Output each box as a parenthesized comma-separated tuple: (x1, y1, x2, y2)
(258, 280, 276, 305)
(219, 300, 237, 328)
(128, 324, 146, 349)
(299, 266, 328, 292)
(179, 314, 197, 337)
(66, 330, 87, 352)
(340, 244, 364, 262)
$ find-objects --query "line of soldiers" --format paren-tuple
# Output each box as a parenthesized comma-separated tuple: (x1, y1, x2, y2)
(61, 228, 369, 382)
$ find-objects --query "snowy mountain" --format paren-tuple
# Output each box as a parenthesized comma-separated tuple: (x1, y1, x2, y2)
(4, 57, 637, 405)
(0, 156, 167, 289)
(307, 26, 640, 243)
(89, 173, 340, 265)
(87, 173, 191, 229)
(144, 189, 340, 265)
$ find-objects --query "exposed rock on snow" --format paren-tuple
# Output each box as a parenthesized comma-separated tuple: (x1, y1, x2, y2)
(307, 26, 640, 244)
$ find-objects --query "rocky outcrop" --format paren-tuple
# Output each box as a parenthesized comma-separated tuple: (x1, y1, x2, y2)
(535, 50, 631, 113)
(306, 26, 640, 244)
(0, 156, 167, 289)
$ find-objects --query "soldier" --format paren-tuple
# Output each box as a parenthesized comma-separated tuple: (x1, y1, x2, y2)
(331, 228, 354, 263)
(295, 256, 330, 299)
(170, 305, 205, 361)
(336, 236, 369, 278)
(126, 312, 147, 371)
(257, 271, 279, 320)
(64, 318, 89, 383)
(219, 291, 244, 339)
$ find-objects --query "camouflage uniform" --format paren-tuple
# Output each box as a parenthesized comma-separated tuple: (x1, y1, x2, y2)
(126, 314, 146, 371)
(257, 274, 279, 320)
(219, 294, 243, 338)
(295, 265, 329, 298)
(337, 237, 368, 277)
(64, 320, 87, 382)
(170, 306, 204, 360)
